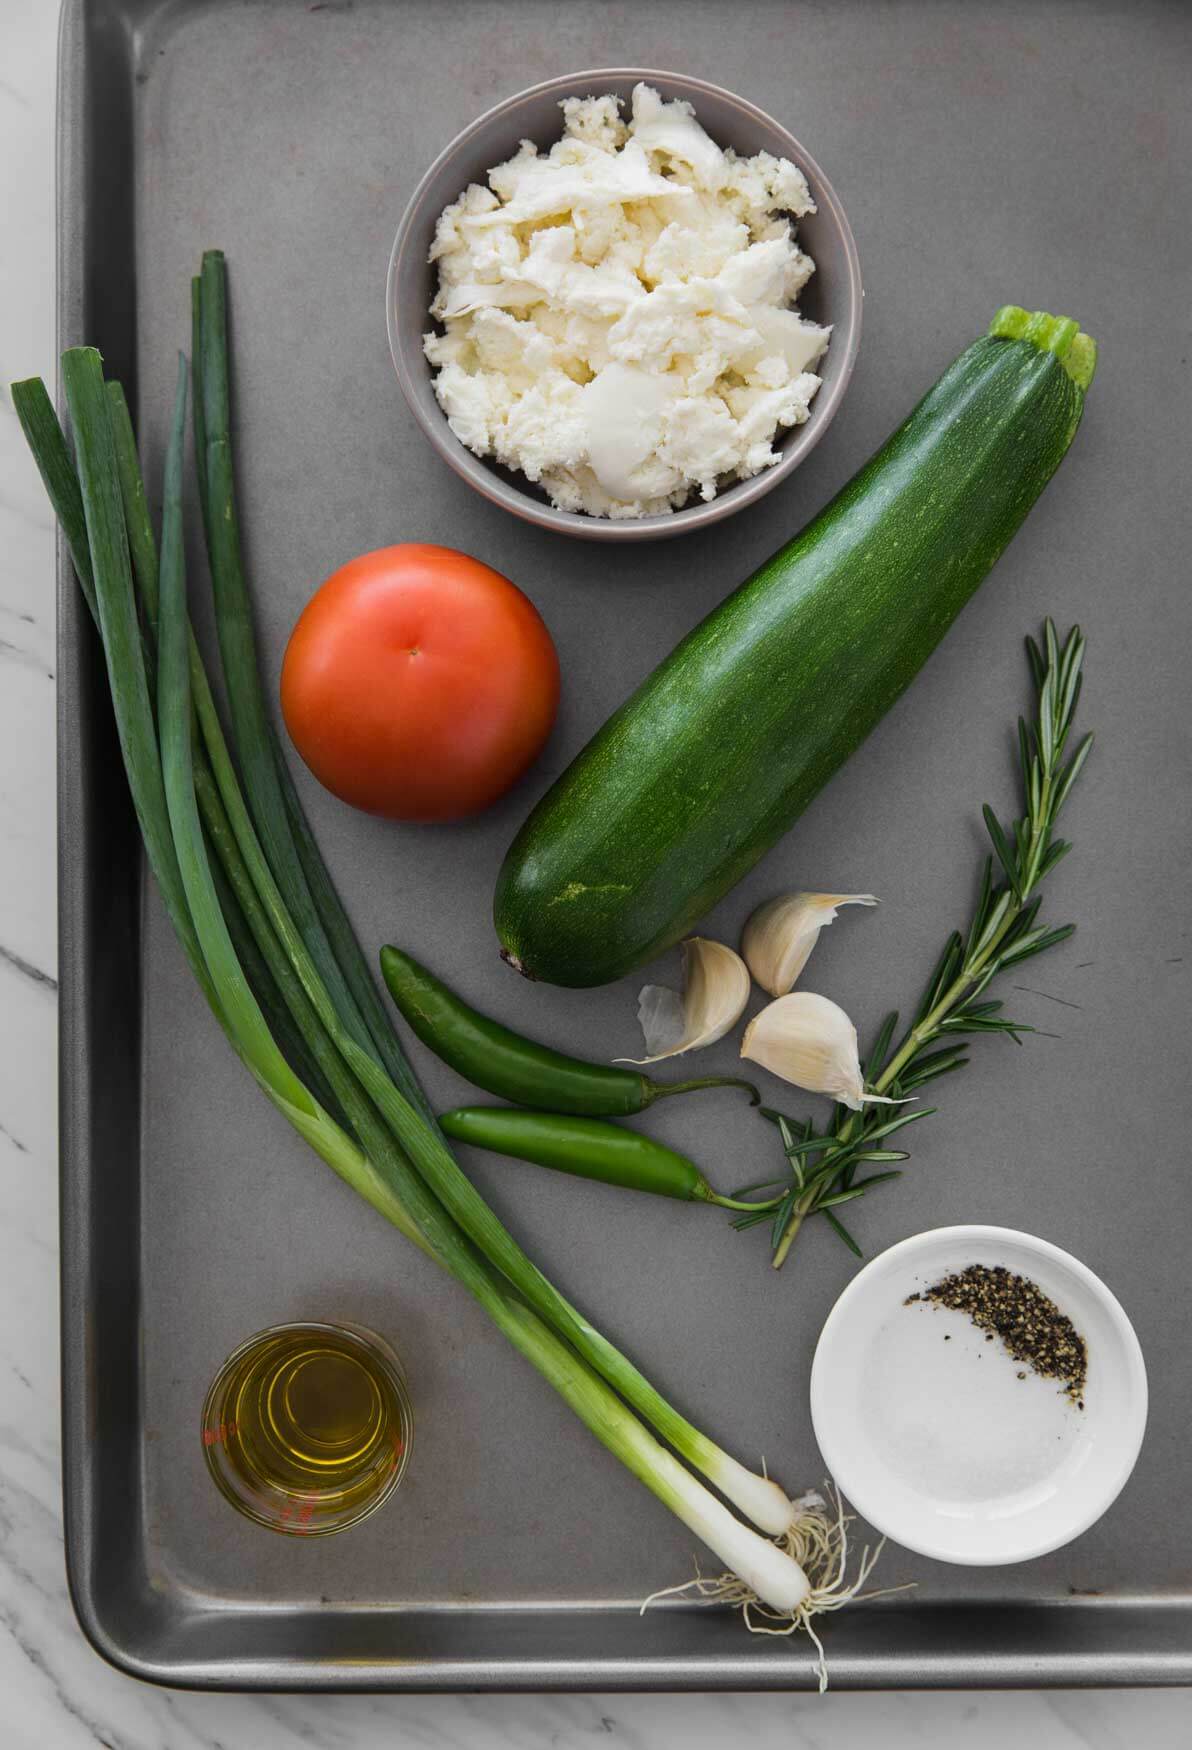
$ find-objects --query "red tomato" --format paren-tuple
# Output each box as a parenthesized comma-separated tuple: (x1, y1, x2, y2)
(280, 544, 560, 822)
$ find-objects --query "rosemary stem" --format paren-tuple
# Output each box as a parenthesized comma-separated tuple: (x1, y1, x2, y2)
(1021, 768, 1054, 894)
(763, 623, 1089, 1272)
(772, 727, 1061, 1265)
(874, 812, 1052, 1096)
(771, 1205, 807, 1270)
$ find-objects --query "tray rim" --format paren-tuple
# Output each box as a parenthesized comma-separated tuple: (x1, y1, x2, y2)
(55, 0, 1192, 1693)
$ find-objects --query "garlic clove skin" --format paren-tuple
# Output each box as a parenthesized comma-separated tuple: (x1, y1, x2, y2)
(740, 991, 903, 1111)
(741, 892, 877, 998)
(622, 937, 752, 1064)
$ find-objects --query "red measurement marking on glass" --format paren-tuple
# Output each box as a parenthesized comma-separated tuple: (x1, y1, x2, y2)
(278, 1499, 317, 1533)
(202, 1420, 238, 1447)
(387, 1431, 405, 1475)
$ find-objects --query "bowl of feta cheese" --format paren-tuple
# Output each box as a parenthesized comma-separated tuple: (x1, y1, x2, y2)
(387, 70, 862, 540)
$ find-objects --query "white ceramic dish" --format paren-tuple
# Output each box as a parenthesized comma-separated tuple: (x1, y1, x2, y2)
(810, 1226, 1147, 1566)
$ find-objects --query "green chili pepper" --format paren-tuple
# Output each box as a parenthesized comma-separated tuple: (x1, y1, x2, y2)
(380, 947, 757, 1116)
(438, 1107, 778, 1210)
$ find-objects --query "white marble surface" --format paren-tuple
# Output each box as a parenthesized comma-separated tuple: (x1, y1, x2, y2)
(1, 2, 1189, 1744)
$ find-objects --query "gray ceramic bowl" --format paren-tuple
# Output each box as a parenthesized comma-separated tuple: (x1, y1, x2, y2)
(386, 68, 862, 542)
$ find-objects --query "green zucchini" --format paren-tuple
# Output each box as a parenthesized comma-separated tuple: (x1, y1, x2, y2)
(495, 308, 1097, 989)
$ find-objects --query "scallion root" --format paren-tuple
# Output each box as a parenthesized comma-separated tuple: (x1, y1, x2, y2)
(640, 1486, 908, 1692)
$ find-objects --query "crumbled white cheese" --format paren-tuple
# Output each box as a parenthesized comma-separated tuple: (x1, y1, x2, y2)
(424, 83, 829, 519)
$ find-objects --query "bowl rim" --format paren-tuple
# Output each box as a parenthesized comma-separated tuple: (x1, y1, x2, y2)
(809, 1223, 1149, 1567)
(385, 66, 863, 542)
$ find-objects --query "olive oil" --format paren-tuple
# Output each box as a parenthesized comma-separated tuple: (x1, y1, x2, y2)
(202, 1322, 413, 1535)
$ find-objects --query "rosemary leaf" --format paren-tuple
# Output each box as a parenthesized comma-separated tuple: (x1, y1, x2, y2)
(995, 923, 1076, 969)
(900, 1048, 969, 1082)
(965, 859, 994, 959)
(865, 1010, 899, 1079)
(781, 1134, 837, 1159)
(771, 1189, 799, 1250)
(816, 1188, 869, 1210)
(821, 1209, 864, 1257)
(1039, 838, 1072, 878)
(983, 804, 1019, 893)
(1054, 734, 1095, 817)
(1025, 633, 1045, 689)
(860, 1108, 936, 1142)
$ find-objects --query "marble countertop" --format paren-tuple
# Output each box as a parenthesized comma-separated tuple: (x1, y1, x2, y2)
(1, 3, 1188, 1744)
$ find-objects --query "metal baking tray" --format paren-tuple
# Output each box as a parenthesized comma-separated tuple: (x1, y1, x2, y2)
(59, 0, 1192, 1690)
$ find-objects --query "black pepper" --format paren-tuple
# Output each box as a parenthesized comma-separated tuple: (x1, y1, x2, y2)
(906, 1264, 1087, 1407)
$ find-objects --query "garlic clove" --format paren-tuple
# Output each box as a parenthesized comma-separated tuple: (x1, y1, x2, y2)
(741, 892, 877, 998)
(622, 937, 752, 1064)
(740, 991, 904, 1111)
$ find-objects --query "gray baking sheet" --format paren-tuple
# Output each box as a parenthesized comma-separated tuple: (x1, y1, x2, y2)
(58, 0, 1192, 1688)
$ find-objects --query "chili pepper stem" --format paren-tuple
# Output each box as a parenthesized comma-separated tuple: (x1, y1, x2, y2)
(700, 1185, 785, 1213)
(648, 1074, 760, 1107)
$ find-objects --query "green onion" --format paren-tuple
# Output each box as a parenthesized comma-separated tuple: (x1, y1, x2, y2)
(101, 370, 524, 1311)
(208, 840, 345, 1124)
(38, 372, 337, 1120)
(193, 254, 437, 1132)
(188, 253, 798, 1539)
(190, 276, 211, 541)
(171, 332, 815, 1602)
(106, 382, 159, 625)
(58, 349, 214, 1008)
(271, 728, 441, 1130)
(20, 373, 419, 1266)
(11, 377, 95, 610)
(155, 353, 311, 1115)
(192, 254, 409, 1101)
(17, 328, 872, 1644)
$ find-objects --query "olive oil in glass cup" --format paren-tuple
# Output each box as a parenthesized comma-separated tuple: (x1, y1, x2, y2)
(201, 1321, 413, 1535)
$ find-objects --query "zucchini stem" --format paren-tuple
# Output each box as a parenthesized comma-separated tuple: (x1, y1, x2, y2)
(988, 304, 1097, 391)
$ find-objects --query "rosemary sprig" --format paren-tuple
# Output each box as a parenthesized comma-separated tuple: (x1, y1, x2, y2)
(742, 621, 1093, 1270)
